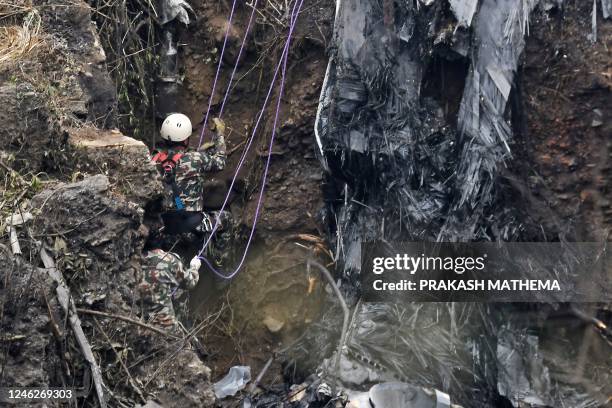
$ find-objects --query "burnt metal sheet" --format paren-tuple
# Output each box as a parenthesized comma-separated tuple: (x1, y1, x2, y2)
(449, 0, 479, 27)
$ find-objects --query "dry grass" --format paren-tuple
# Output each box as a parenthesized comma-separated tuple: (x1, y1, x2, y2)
(0, 9, 44, 66)
(0, 3, 81, 124)
(0, 0, 33, 19)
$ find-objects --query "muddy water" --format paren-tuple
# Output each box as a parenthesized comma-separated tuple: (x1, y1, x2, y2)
(189, 243, 481, 392)
(189, 242, 329, 377)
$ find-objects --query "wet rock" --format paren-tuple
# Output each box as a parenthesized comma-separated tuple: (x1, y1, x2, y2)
(67, 127, 163, 204)
(263, 315, 285, 333)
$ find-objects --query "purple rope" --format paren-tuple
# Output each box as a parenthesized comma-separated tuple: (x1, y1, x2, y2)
(198, 0, 300, 254)
(197, 0, 299, 254)
(197, 0, 238, 148)
(198, 0, 304, 280)
(218, 0, 260, 118)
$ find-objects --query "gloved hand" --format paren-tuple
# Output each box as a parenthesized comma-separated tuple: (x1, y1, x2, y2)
(189, 256, 201, 271)
(211, 117, 226, 135)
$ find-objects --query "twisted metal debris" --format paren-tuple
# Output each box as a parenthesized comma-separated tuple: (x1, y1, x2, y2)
(310, 1, 612, 407)
(316, 0, 549, 276)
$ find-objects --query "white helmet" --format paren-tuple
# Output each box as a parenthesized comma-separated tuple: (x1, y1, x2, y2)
(160, 113, 192, 142)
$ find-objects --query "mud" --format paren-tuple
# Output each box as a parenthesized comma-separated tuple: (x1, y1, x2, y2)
(1, 174, 217, 406)
(3, 0, 336, 402)
(0, 1, 216, 405)
(144, 0, 612, 399)
(520, 0, 612, 240)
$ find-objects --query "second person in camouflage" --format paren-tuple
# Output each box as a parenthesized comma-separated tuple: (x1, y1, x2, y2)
(138, 238, 201, 328)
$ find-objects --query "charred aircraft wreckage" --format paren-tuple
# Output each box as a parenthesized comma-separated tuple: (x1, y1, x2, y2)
(245, 0, 612, 407)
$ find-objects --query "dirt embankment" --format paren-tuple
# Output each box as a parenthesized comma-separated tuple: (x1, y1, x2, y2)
(517, 1, 611, 240)
(167, 0, 336, 382)
(1, 0, 335, 405)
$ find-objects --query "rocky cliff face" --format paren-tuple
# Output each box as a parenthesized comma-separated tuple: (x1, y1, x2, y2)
(0, 1, 215, 406)
(1, 173, 216, 406)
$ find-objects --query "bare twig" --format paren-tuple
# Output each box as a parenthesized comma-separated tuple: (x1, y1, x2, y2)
(248, 356, 274, 392)
(0, 159, 27, 184)
(92, 317, 146, 403)
(40, 247, 108, 408)
(42, 289, 64, 339)
(143, 304, 227, 389)
(571, 307, 612, 346)
(306, 259, 349, 387)
(36, 208, 107, 237)
(76, 308, 178, 339)
(8, 226, 20, 255)
(3, 188, 28, 213)
(228, 139, 247, 156)
(0, 334, 26, 342)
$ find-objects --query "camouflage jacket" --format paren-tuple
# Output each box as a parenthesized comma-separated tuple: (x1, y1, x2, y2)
(138, 249, 199, 326)
(154, 133, 226, 212)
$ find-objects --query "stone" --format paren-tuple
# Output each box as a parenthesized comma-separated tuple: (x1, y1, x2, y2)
(67, 127, 163, 205)
(263, 315, 285, 333)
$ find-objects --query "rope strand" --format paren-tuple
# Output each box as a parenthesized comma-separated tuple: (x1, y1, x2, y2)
(198, 0, 300, 254)
(218, 0, 260, 119)
(198, 0, 305, 280)
(197, 0, 238, 148)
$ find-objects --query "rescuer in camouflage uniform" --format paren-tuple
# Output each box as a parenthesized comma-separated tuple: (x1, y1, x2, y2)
(151, 113, 233, 264)
(139, 243, 201, 328)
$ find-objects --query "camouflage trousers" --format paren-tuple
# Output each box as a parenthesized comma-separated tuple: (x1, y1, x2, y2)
(139, 249, 198, 329)
(145, 294, 179, 328)
(143, 284, 194, 329)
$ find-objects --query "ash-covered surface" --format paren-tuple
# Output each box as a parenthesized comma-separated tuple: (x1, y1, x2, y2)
(309, 0, 612, 407)
(316, 0, 548, 278)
